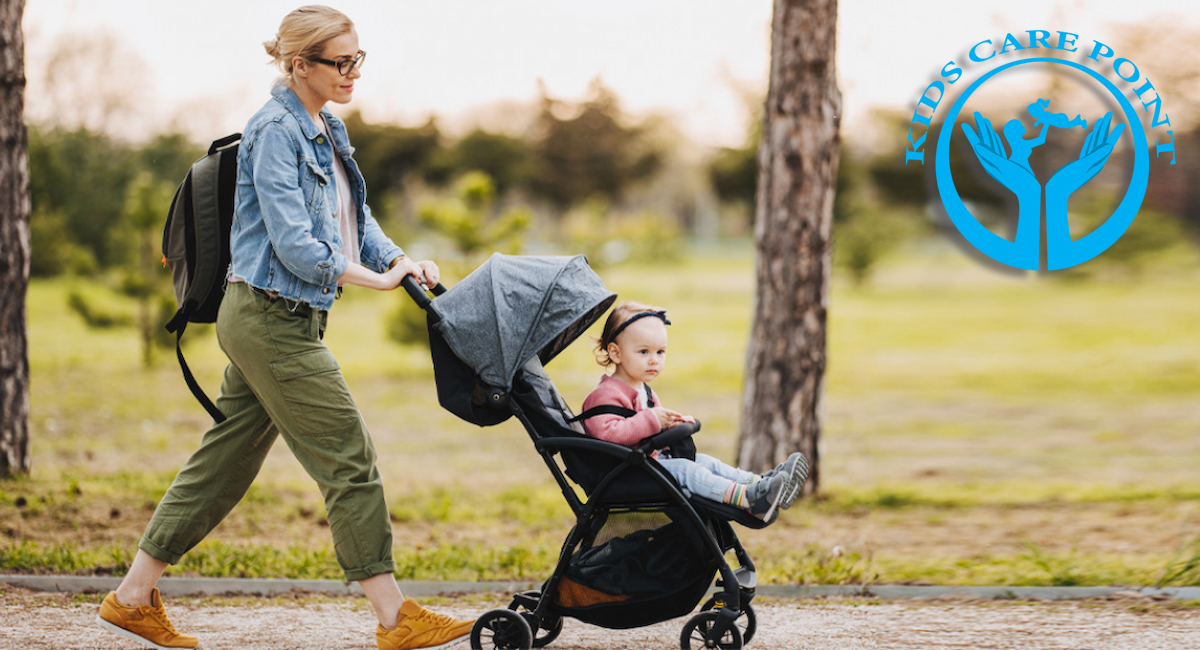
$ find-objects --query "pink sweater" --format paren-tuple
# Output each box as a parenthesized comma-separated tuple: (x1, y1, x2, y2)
(580, 374, 663, 446)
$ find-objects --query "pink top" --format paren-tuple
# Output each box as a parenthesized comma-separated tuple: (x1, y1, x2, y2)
(580, 374, 663, 447)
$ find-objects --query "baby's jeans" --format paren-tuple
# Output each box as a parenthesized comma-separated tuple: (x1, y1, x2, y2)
(657, 452, 757, 503)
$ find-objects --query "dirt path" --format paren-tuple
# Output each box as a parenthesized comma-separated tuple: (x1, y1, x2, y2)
(2, 590, 1198, 649)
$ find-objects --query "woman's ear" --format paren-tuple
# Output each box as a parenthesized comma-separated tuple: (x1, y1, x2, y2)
(292, 57, 309, 77)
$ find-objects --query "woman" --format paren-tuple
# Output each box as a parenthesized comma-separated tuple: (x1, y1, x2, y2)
(96, 7, 474, 650)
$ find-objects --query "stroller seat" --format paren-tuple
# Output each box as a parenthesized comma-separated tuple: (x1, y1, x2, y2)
(511, 357, 774, 529)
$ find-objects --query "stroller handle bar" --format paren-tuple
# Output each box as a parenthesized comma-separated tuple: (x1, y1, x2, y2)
(401, 273, 447, 311)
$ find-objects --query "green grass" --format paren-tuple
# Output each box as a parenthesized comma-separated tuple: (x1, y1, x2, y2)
(7, 241, 1200, 586)
(873, 548, 1173, 587)
(822, 482, 1200, 511)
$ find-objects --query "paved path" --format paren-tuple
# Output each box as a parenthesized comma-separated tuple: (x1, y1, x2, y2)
(2, 588, 1198, 649)
(4, 574, 1200, 601)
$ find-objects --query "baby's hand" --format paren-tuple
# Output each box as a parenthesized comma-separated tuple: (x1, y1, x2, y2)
(652, 407, 695, 429)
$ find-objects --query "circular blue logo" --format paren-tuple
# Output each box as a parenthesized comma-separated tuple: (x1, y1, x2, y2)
(935, 58, 1149, 271)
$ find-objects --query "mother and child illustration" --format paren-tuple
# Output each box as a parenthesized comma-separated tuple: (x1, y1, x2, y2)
(991, 98, 1090, 174)
(577, 301, 808, 522)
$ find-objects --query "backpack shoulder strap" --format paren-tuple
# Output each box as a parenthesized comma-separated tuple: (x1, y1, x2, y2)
(172, 323, 226, 423)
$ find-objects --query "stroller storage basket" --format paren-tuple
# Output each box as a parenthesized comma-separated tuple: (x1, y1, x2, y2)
(552, 507, 718, 629)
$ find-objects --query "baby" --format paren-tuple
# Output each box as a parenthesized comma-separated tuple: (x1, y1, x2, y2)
(578, 301, 806, 521)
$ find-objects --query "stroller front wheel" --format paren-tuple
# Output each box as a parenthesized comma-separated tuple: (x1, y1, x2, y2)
(701, 598, 756, 645)
(681, 610, 743, 650)
(471, 608, 533, 650)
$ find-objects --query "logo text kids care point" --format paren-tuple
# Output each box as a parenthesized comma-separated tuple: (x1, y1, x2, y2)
(905, 30, 1176, 271)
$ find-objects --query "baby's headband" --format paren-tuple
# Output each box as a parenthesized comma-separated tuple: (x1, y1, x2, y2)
(604, 311, 671, 347)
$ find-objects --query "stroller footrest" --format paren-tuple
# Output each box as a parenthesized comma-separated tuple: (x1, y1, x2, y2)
(715, 567, 757, 590)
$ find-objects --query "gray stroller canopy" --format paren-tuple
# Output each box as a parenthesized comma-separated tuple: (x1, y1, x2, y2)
(431, 253, 616, 393)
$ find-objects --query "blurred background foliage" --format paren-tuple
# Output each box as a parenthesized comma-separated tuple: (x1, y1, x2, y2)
(25, 33, 1200, 357)
(13, 19, 1200, 585)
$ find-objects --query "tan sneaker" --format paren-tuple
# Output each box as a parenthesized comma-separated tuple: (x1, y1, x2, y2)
(96, 588, 199, 649)
(377, 598, 474, 650)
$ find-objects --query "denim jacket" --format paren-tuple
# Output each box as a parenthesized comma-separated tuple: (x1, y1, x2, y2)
(229, 82, 404, 310)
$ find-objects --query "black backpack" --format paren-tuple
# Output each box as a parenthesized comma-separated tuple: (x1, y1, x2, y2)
(161, 133, 241, 423)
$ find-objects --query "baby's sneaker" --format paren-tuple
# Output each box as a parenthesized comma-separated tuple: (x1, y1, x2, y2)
(747, 472, 789, 521)
(781, 452, 808, 509)
(762, 452, 809, 509)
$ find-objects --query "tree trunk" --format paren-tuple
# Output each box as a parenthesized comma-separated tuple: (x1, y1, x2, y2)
(0, 0, 30, 477)
(737, 0, 840, 495)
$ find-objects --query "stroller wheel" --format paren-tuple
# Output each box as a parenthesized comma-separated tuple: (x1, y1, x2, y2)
(701, 598, 757, 645)
(509, 589, 562, 647)
(521, 612, 563, 648)
(471, 608, 533, 650)
(681, 610, 743, 650)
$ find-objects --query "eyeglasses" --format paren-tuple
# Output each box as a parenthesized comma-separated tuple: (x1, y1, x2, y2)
(309, 50, 366, 76)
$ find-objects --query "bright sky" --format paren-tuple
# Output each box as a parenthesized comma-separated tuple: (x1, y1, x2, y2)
(21, 0, 1200, 148)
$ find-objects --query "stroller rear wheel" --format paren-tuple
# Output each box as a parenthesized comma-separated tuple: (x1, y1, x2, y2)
(521, 612, 562, 648)
(471, 609, 533, 650)
(700, 597, 757, 645)
(680, 610, 743, 650)
(508, 589, 562, 647)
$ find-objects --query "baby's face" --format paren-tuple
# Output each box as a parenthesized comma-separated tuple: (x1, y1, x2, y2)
(611, 318, 669, 384)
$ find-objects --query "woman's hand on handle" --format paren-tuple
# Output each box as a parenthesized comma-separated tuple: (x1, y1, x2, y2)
(416, 260, 440, 287)
(337, 256, 441, 291)
(388, 257, 440, 288)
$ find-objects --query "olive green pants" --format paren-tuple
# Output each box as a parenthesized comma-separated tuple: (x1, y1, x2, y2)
(140, 282, 396, 582)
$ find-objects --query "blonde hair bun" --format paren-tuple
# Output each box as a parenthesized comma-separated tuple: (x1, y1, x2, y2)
(264, 5, 354, 78)
(263, 38, 282, 61)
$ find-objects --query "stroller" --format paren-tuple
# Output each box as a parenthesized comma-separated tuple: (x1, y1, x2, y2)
(404, 254, 773, 650)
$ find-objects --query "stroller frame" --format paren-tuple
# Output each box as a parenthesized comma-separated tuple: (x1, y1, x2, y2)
(515, 398, 761, 649)
(477, 354, 764, 649)
(402, 261, 767, 649)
